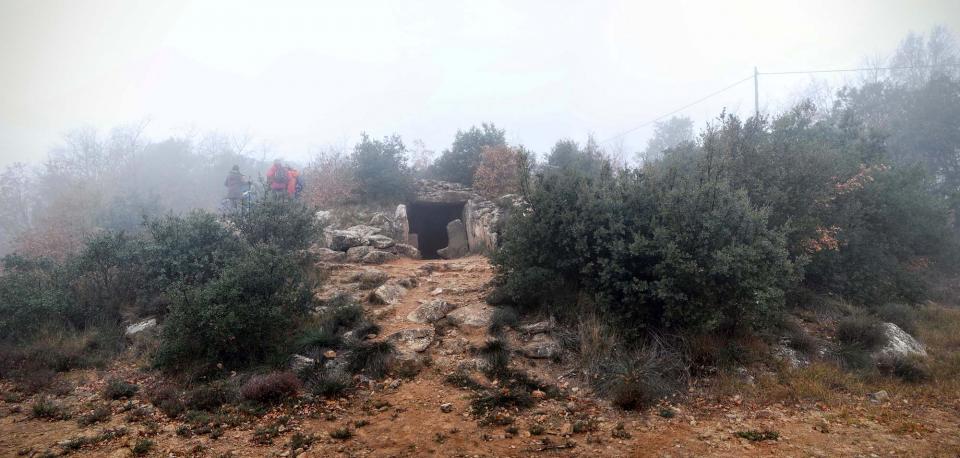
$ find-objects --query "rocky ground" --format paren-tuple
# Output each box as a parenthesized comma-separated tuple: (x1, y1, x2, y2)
(3, 256, 960, 457)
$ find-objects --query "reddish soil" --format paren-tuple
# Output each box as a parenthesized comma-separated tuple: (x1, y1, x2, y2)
(2, 256, 959, 457)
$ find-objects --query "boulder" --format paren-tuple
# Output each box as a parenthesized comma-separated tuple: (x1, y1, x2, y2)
(313, 247, 347, 263)
(328, 230, 366, 251)
(125, 318, 157, 336)
(346, 245, 374, 262)
(446, 303, 494, 328)
(290, 354, 316, 372)
(437, 219, 469, 259)
(345, 224, 382, 238)
(367, 234, 395, 249)
(362, 250, 398, 265)
(315, 210, 333, 226)
(518, 318, 555, 335)
(873, 322, 927, 361)
(387, 328, 435, 353)
(371, 284, 406, 305)
(519, 334, 561, 359)
(353, 269, 389, 290)
(407, 299, 457, 324)
(389, 243, 421, 259)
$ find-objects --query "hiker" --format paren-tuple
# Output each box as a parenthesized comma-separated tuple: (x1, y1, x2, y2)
(286, 167, 301, 199)
(223, 165, 249, 209)
(266, 159, 290, 197)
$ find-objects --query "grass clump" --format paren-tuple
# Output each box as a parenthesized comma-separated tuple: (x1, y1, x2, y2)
(735, 429, 779, 442)
(478, 339, 511, 379)
(31, 396, 70, 420)
(329, 426, 353, 440)
(305, 369, 352, 397)
(77, 404, 111, 426)
(103, 378, 138, 400)
(132, 438, 154, 456)
(239, 371, 301, 405)
(253, 425, 281, 444)
(874, 303, 918, 335)
(346, 341, 394, 378)
(147, 384, 185, 419)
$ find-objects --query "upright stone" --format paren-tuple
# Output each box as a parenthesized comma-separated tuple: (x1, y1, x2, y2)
(437, 219, 469, 259)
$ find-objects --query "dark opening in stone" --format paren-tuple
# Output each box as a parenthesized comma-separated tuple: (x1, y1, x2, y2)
(407, 201, 465, 259)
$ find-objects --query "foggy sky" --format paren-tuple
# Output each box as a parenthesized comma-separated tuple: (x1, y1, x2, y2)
(1, 0, 959, 168)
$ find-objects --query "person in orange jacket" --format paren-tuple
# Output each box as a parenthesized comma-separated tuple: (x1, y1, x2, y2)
(286, 168, 300, 198)
(266, 159, 290, 198)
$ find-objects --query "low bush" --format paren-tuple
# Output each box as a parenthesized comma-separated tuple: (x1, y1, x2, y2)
(132, 438, 154, 456)
(240, 372, 301, 405)
(147, 384, 185, 418)
(836, 315, 888, 351)
(873, 303, 918, 335)
(155, 244, 313, 373)
(226, 193, 318, 251)
(77, 404, 112, 426)
(103, 378, 138, 400)
(305, 368, 352, 397)
(184, 383, 236, 412)
(346, 341, 394, 378)
(32, 396, 70, 420)
(329, 426, 353, 440)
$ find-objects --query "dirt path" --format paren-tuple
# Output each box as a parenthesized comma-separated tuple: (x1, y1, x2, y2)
(3, 256, 960, 457)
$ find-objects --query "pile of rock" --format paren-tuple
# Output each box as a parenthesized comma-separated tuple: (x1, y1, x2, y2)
(314, 224, 420, 264)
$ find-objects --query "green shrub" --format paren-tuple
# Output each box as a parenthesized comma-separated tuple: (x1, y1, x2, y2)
(836, 315, 888, 350)
(77, 404, 111, 426)
(226, 194, 318, 251)
(874, 303, 918, 335)
(488, 307, 519, 336)
(430, 123, 506, 185)
(351, 133, 414, 203)
(495, 151, 797, 335)
(143, 210, 244, 290)
(155, 244, 313, 372)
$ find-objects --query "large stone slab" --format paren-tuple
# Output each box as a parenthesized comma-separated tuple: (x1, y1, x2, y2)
(446, 303, 494, 328)
(371, 283, 406, 305)
(387, 328, 435, 353)
(437, 219, 469, 259)
(407, 299, 457, 323)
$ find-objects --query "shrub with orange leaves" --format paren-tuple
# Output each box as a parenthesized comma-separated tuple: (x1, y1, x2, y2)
(472, 145, 526, 198)
(301, 150, 357, 208)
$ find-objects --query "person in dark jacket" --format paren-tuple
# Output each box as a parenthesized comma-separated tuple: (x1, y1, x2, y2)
(224, 165, 249, 209)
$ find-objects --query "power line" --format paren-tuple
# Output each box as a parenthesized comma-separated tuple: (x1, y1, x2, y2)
(602, 62, 960, 145)
(759, 63, 960, 76)
(601, 74, 753, 144)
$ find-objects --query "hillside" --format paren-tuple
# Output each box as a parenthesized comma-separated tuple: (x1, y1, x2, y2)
(3, 255, 960, 457)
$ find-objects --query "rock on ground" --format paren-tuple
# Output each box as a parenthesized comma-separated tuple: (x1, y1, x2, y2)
(362, 250, 399, 265)
(407, 299, 457, 323)
(446, 303, 494, 328)
(290, 354, 316, 372)
(346, 246, 374, 262)
(353, 269, 389, 290)
(125, 318, 157, 336)
(519, 333, 561, 359)
(873, 322, 927, 360)
(389, 243, 421, 259)
(371, 284, 406, 305)
(313, 247, 347, 263)
(367, 234, 395, 249)
(387, 328, 435, 353)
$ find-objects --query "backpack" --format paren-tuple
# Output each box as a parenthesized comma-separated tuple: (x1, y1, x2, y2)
(272, 165, 289, 185)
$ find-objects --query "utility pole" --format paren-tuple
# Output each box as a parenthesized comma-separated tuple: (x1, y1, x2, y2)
(754, 66, 759, 119)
